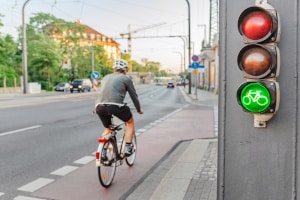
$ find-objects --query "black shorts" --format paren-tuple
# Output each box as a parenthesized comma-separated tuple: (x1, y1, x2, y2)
(95, 104, 132, 128)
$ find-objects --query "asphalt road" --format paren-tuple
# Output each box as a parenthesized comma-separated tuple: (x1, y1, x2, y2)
(0, 84, 187, 200)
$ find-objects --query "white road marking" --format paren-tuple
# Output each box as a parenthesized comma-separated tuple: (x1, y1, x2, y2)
(0, 192, 4, 197)
(136, 128, 147, 133)
(74, 156, 95, 164)
(14, 195, 47, 200)
(50, 165, 78, 176)
(18, 178, 54, 193)
(0, 125, 42, 137)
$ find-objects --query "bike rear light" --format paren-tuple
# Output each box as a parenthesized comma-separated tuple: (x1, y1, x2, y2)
(98, 138, 107, 143)
(96, 152, 100, 159)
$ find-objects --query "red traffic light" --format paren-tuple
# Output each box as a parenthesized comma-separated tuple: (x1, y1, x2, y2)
(238, 6, 279, 43)
(237, 44, 279, 79)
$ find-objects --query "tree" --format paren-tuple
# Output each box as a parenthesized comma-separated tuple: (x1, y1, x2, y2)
(0, 20, 20, 87)
(28, 34, 63, 90)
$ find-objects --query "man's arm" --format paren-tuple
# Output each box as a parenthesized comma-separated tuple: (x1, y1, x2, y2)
(126, 78, 141, 113)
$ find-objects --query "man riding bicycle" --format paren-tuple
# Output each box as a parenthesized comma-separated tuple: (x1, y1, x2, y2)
(95, 59, 143, 160)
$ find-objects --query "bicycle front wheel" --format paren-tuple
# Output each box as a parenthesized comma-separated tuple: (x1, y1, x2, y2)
(98, 139, 117, 188)
(125, 133, 137, 166)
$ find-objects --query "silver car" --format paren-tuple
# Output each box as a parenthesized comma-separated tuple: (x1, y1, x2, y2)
(55, 83, 70, 92)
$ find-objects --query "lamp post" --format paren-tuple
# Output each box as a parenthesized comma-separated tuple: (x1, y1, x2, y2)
(91, 40, 95, 73)
(185, 0, 192, 94)
(22, 0, 31, 94)
(173, 51, 183, 74)
(198, 24, 207, 48)
(178, 36, 187, 71)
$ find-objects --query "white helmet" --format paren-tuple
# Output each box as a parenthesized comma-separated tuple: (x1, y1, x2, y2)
(113, 59, 128, 70)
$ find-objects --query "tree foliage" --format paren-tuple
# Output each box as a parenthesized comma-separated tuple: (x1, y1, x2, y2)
(0, 14, 20, 87)
(0, 12, 173, 90)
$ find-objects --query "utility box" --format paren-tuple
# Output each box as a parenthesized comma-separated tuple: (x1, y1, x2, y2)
(28, 82, 41, 94)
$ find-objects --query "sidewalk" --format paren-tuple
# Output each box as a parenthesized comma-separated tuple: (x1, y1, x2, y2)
(124, 86, 218, 200)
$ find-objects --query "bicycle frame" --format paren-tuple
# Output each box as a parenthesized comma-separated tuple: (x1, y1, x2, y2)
(95, 120, 126, 167)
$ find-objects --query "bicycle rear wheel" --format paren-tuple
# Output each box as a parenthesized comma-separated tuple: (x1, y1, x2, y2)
(125, 133, 137, 166)
(98, 139, 117, 187)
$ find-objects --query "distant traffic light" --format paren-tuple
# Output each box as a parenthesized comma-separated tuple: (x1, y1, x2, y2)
(236, 2, 280, 127)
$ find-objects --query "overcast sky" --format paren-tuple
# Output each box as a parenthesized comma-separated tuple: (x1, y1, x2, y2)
(0, 0, 210, 73)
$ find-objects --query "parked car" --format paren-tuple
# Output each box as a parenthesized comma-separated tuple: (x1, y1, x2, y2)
(167, 81, 175, 88)
(55, 82, 70, 92)
(70, 79, 92, 93)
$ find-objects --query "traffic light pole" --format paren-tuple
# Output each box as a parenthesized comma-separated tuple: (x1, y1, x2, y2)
(219, 0, 299, 199)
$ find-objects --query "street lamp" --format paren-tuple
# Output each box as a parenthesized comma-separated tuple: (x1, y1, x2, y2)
(22, 0, 31, 94)
(88, 34, 95, 73)
(198, 24, 207, 48)
(173, 51, 183, 74)
(185, 0, 192, 94)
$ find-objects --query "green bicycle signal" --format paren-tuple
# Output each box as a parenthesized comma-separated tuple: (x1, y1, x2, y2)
(237, 82, 271, 113)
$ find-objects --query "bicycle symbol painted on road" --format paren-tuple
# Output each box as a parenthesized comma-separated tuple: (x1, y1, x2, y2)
(242, 90, 270, 106)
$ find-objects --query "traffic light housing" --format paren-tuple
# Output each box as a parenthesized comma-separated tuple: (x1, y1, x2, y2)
(236, 1, 280, 127)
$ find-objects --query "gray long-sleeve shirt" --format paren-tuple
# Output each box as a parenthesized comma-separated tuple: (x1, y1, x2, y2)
(95, 72, 141, 112)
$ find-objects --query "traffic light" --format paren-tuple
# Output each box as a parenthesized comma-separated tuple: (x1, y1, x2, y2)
(236, 1, 280, 127)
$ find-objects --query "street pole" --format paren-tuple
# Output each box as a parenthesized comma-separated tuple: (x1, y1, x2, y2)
(198, 24, 207, 48)
(91, 41, 94, 73)
(179, 36, 187, 71)
(185, 0, 192, 94)
(173, 51, 183, 74)
(22, 0, 30, 94)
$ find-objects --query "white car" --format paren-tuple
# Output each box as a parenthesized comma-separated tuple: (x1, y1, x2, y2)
(55, 83, 70, 92)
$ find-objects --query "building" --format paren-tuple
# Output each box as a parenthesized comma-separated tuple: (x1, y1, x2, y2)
(47, 20, 121, 69)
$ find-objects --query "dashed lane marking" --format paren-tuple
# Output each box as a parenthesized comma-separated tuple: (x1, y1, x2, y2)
(74, 156, 95, 165)
(136, 128, 147, 133)
(0, 125, 42, 137)
(0, 192, 4, 197)
(50, 165, 78, 176)
(14, 195, 47, 200)
(18, 178, 54, 193)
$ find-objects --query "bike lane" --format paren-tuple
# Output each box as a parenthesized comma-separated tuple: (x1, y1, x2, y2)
(31, 105, 215, 200)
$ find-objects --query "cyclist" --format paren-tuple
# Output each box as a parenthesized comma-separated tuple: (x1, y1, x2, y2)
(95, 59, 143, 159)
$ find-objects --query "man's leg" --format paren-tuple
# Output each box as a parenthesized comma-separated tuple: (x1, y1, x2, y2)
(102, 128, 111, 137)
(125, 117, 134, 143)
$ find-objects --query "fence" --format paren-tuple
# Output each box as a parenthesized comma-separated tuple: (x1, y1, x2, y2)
(0, 77, 22, 94)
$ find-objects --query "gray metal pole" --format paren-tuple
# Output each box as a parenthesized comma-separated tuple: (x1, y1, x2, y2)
(185, 0, 192, 94)
(91, 41, 94, 73)
(22, 0, 30, 94)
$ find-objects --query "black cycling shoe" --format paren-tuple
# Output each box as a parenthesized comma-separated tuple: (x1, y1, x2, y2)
(125, 144, 134, 157)
(101, 149, 108, 161)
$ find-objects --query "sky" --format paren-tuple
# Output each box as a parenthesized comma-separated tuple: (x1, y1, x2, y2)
(0, 0, 210, 73)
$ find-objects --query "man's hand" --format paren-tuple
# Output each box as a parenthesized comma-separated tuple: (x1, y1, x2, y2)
(138, 110, 144, 114)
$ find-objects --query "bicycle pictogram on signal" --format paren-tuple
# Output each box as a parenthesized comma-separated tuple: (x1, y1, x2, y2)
(242, 90, 269, 106)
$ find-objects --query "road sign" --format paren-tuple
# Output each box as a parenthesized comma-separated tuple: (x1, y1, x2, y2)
(190, 62, 199, 69)
(192, 55, 199, 62)
(192, 69, 198, 74)
(91, 71, 100, 79)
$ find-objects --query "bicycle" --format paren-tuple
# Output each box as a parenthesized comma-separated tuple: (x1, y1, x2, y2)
(95, 115, 137, 188)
